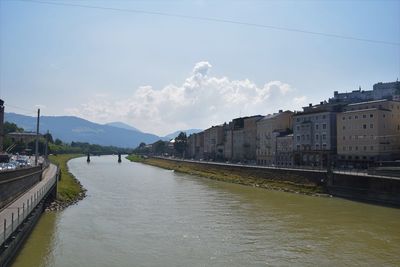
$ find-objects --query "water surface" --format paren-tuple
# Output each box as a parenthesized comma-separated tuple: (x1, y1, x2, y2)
(12, 156, 400, 266)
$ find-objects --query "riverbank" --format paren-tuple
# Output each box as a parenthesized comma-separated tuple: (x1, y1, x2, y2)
(48, 154, 87, 210)
(127, 156, 326, 196)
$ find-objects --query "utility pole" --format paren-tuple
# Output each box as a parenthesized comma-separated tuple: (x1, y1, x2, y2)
(45, 130, 49, 160)
(35, 109, 40, 166)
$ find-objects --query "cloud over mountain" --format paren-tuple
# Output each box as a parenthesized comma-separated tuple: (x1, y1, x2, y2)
(66, 62, 306, 135)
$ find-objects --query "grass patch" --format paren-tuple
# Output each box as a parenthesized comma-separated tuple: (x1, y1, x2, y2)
(128, 156, 325, 195)
(49, 154, 85, 203)
(126, 154, 145, 162)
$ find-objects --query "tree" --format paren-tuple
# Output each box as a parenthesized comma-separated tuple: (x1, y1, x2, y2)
(174, 132, 187, 157)
(55, 139, 63, 145)
(4, 122, 24, 134)
(153, 140, 166, 154)
(44, 132, 54, 143)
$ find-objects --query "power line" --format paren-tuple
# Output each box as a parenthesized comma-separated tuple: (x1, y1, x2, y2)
(4, 103, 37, 115)
(17, 0, 400, 46)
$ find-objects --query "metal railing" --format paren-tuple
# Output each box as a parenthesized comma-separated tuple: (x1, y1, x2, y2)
(0, 170, 57, 246)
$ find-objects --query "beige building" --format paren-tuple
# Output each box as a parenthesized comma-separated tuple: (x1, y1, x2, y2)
(256, 110, 293, 165)
(203, 125, 224, 160)
(276, 133, 294, 167)
(230, 116, 262, 162)
(337, 99, 400, 167)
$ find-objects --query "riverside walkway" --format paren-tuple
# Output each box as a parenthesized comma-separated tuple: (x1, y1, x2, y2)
(0, 164, 58, 246)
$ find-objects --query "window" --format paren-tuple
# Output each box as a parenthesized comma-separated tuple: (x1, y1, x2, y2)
(349, 146, 352, 151)
(363, 124, 367, 129)
(370, 124, 373, 129)
(355, 146, 358, 151)
(306, 134, 310, 140)
(323, 124, 327, 129)
(363, 146, 367, 151)
(348, 116, 352, 120)
(363, 114, 366, 118)
(315, 124, 319, 130)
(322, 144, 327, 149)
(322, 115, 326, 119)
(370, 114, 373, 118)
(383, 114, 386, 118)
(355, 115, 358, 119)
(296, 126, 300, 131)
(342, 126, 346, 130)
(301, 135, 305, 141)
(343, 136, 345, 140)
(349, 135, 352, 140)
(316, 144, 320, 149)
(316, 134, 319, 140)
(296, 135, 300, 141)
(296, 118, 300, 122)
(343, 146, 346, 151)
(370, 146, 374, 150)
(322, 134, 326, 140)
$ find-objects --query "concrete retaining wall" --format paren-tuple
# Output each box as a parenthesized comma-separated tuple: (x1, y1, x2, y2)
(0, 167, 42, 210)
(328, 173, 400, 206)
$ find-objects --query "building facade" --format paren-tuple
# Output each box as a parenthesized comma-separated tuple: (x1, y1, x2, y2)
(276, 133, 294, 167)
(337, 99, 400, 167)
(203, 125, 225, 160)
(230, 116, 262, 162)
(293, 102, 343, 167)
(256, 110, 293, 166)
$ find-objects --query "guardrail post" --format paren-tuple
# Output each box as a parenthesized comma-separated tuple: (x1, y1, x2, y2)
(11, 213, 14, 233)
(3, 219, 6, 243)
(18, 207, 20, 225)
(23, 203, 25, 219)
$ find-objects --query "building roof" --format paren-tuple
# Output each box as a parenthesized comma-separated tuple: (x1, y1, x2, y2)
(8, 132, 39, 136)
(347, 99, 390, 106)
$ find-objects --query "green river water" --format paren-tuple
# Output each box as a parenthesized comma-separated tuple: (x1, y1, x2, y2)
(11, 156, 400, 266)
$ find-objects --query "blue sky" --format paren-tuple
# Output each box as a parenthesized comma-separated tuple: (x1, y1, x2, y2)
(1, 0, 399, 135)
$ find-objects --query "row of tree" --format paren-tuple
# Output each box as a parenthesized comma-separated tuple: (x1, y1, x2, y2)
(133, 132, 188, 157)
(3, 122, 133, 155)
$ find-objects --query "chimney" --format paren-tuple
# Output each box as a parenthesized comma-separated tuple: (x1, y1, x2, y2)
(279, 109, 283, 113)
(320, 101, 323, 105)
(309, 103, 312, 107)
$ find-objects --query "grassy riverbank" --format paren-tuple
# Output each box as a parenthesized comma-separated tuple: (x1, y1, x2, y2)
(49, 154, 86, 205)
(127, 156, 325, 195)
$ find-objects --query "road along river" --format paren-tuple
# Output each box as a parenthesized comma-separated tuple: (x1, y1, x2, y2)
(11, 155, 400, 266)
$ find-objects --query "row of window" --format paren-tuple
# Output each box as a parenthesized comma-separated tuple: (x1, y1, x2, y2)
(342, 114, 374, 120)
(296, 144, 327, 150)
(296, 134, 327, 141)
(342, 124, 373, 130)
(296, 123, 327, 131)
(296, 115, 327, 122)
(342, 146, 374, 151)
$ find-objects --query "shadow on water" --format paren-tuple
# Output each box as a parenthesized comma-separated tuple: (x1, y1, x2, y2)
(11, 212, 59, 267)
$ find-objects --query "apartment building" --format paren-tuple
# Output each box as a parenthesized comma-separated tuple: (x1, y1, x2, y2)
(203, 125, 225, 160)
(226, 116, 262, 162)
(276, 133, 294, 167)
(293, 102, 343, 167)
(337, 99, 400, 167)
(256, 110, 293, 165)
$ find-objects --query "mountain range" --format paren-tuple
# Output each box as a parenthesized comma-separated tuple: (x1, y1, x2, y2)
(5, 112, 202, 148)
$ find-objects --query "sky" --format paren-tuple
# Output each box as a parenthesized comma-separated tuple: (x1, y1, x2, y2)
(0, 0, 399, 136)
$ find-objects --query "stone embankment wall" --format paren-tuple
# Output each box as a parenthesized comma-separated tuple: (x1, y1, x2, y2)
(328, 173, 400, 206)
(156, 158, 400, 207)
(0, 167, 42, 210)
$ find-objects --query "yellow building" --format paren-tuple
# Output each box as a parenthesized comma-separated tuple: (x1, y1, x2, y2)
(337, 99, 400, 167)
(256, 110, 293, 165)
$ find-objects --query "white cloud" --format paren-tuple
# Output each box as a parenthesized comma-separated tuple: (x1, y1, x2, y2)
(65, 62, 307, 135)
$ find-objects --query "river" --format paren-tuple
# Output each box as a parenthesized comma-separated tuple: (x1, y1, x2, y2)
(11, 155, 400, 266)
